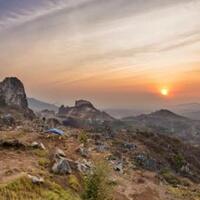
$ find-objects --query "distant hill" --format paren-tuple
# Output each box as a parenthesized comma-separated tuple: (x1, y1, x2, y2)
(122, 109, 200, 144)
(105, 108, 152, 118)
(28, 98, 58, 112)
(171, 103, 200, 120)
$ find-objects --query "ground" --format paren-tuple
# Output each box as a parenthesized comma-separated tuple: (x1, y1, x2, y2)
(0, 128, 200, 200)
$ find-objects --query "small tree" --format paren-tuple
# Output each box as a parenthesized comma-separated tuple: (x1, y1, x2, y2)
(79, 131, 88, 147)
(82, 161, 113, 200)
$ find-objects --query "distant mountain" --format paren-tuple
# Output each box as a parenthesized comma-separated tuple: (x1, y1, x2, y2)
(58, 99, 115, 128)
(28, 98, 58, 112)
(105, 108, 152, 118)
(122, 109, 200, 144)
(171, 103, 200, 120)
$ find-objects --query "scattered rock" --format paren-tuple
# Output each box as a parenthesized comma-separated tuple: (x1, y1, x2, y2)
(134, 154, 158, 171)
(77, 159, 92, 174)
(55, 148, 66, 158)
(123, 143, 137, 150)
(113, 161, 124, 174)
(52, 158, 72, 175)
(31, 142, 46, 150)
(96, 144, 108, 153)
(1, 114, 15, 127)
(28, 174, 44, 184)
(77, 147, 90, 158)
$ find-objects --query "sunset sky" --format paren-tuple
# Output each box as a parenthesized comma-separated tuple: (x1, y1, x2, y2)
(0, 0, 200, 109)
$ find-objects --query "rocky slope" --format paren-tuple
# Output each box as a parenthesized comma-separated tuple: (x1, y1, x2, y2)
(122, 109, 200, 144)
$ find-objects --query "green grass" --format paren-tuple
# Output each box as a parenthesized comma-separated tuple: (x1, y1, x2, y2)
(0, 176, 81, 200)
(160, 169, 182, 186)
(38, 158, 50, 168)
(68, 175, 81, 191)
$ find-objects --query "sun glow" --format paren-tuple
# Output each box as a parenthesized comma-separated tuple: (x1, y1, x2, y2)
(160, 88, 169, 96)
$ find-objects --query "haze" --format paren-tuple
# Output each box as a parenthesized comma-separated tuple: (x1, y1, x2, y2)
(0, 0, 200, 109)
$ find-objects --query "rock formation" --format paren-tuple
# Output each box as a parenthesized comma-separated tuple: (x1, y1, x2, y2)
(58, 99, 115, 128)
(0, 77, 35, 119)
(0, 77, 28, 108)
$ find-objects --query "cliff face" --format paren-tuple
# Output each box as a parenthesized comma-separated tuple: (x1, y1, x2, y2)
(0, 77, 28, 108)
(0, 77, 35, 119)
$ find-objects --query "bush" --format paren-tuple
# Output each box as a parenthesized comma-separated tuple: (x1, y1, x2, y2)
(173, 154, 185, 171)
(78, 131, 88, 147)
(82, 161, 113, 200)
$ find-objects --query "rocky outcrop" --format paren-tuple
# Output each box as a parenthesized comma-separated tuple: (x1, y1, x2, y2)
(0, 77, 35, 119)
(0, 77, 28, 108)
(58, 100, 115, 128)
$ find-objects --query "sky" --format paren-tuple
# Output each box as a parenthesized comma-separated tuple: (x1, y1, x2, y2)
(0, 0, 200, 109)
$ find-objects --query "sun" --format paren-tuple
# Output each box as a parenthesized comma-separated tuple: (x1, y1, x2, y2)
(160, 88, 169, 96)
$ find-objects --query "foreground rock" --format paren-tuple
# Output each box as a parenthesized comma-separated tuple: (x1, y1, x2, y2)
(28, 174, 44, 184)
(52, 158, 72, 174)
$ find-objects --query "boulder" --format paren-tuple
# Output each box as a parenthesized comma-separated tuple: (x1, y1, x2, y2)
(134, 154, 158, 171)
(52, 158, 72, 175)
(77, 147, 90, 158)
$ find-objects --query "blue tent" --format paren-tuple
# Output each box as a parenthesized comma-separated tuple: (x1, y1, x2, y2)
(46, 128, 64, 136)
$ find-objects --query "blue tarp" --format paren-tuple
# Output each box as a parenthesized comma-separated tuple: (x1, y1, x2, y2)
(46, 128, 64, 135)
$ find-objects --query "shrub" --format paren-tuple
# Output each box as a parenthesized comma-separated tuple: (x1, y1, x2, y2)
(82, 161, 113, 200)
(173, 154, 185, 171)
(78, 131, 88, 147)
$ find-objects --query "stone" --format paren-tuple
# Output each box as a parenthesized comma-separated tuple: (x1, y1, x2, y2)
(55, 148, 66, 158)
(77, 147, 90, 158)
(28, 174, 44, 184)
(1, 114, 15, 127)
(52, 158, 72, 174)
(77, 159, 92, 174)
(134, 154, 158, 171)
(31, 142, 46, 150)
(113, 161, 124, 174)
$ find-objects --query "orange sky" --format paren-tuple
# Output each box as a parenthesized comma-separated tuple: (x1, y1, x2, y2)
(0, 0, 200, 108)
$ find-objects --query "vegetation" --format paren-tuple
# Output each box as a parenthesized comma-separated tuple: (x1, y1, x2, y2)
(38, 158, 49, 168)
(68, 175, 81, 191)
(82, 161, 113, 200)
(78, 131, 88, 147)
(160, 169, 182, 186)
(173, 154, 185, 171)
(0, 176, 80, 200)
